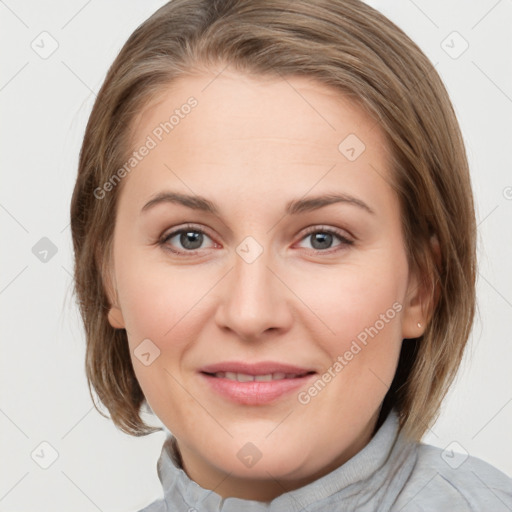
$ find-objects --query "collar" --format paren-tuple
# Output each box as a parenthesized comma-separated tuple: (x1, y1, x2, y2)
(155, 409, 417, 511)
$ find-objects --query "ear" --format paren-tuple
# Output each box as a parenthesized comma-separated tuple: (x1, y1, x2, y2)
(401, 235, 441, 339)
(102, 260, 126, 330)
(108, 305, 126, 329)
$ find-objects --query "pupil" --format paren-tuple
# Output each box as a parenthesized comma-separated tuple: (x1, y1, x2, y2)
(181, 231, 202, 250)
(312, 232, 332, 250)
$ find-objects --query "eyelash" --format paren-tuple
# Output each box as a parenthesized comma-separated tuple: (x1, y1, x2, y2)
(159, 223, 354, 257)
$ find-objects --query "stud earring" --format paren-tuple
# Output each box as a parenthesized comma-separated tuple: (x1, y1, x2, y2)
(417, 322, 422, 328)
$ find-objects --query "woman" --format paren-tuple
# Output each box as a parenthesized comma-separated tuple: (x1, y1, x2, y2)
(70, 0, 512, 510)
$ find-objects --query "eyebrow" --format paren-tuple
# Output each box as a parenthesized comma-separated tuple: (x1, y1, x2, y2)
(141, 191, 375, 216)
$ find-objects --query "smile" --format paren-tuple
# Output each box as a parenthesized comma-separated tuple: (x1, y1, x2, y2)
(208, 371, 312, 381)
(199, 362, 317, 405)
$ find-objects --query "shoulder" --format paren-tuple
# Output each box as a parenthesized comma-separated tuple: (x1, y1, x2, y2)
(393, 441, 512, 511)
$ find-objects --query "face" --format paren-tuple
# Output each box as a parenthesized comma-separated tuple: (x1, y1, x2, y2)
(106, 67, 425, 501)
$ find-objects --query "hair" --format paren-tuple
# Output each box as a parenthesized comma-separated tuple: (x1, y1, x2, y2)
(70, 0, 477, 440)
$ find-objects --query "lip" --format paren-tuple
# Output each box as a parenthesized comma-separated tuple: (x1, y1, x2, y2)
(199, 361, 317, 405)
(199, 361, 314, 375)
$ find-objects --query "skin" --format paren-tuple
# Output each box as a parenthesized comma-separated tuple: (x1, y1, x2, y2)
(106, 66, 427, 501)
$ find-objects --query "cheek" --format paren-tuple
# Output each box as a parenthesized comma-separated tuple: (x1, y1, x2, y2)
(115, 256, 209, 422)
(289, 252, 407, 400)
(293, 260, 405, 342)
(115, 252, 215, 357)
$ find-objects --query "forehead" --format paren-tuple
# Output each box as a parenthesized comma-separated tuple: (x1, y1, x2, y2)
(132, 68, 387, 154)
(121, 67, 395, 216)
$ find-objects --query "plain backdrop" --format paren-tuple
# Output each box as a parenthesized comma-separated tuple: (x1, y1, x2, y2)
(1, 0, 511, 510)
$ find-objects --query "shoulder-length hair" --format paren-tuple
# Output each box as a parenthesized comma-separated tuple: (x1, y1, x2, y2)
(70, 0, 476, 440)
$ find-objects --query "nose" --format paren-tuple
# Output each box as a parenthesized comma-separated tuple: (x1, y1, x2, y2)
(214, 243, 293, 342)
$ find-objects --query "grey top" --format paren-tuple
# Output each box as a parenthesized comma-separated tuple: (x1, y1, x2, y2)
(138, 410, 512, 511)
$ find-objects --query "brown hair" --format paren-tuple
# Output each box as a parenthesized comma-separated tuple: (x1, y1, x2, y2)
(70, 0, 477, 440)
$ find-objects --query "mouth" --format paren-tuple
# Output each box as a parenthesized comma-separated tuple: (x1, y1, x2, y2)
(198, 361, 317, 405)
(201, 371, 315, 381)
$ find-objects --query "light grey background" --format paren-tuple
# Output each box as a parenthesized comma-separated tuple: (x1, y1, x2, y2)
(1, 0, 511, 510)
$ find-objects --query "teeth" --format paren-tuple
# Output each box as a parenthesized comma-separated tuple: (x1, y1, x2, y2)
(254, 374, 272, 382)
(213, 372, 303, 381)
(237, 373, 254, 382)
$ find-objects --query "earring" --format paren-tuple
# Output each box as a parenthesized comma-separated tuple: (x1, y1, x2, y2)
(417, 322, 422, 328)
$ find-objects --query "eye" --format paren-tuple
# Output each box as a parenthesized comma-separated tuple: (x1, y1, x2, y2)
(159, 224, 354, 256)
(296, 226, 354, 253)
(159, 224, 217, 255)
